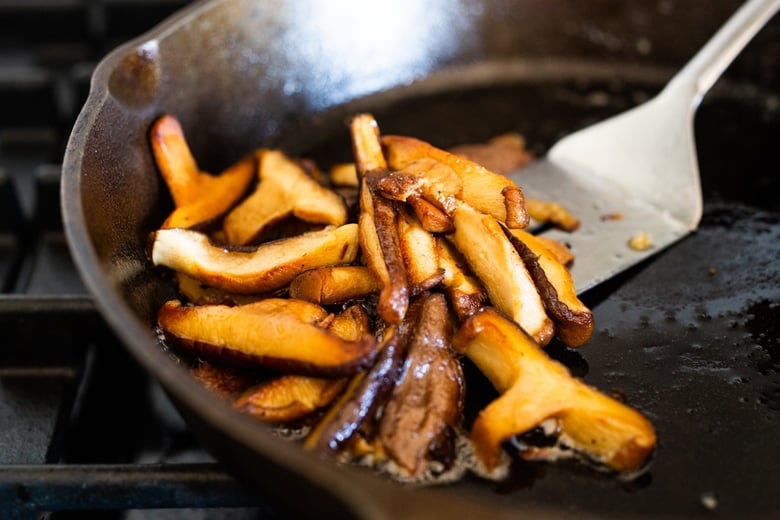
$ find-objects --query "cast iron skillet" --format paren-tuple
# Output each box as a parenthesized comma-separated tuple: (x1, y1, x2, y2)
(62, 0, 780, 517)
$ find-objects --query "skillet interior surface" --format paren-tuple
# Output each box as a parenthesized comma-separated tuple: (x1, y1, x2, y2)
(62, 0, 780, 517)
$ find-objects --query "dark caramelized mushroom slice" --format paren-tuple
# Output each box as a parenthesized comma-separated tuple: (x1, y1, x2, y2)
(504, 227, 594, 347)
(304, 326, 406, 454)
(378, 293, 465, 477)
(352, 114, 409, 324)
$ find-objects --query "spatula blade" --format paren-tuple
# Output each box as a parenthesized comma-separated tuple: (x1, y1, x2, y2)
(509, 159, 693, 294)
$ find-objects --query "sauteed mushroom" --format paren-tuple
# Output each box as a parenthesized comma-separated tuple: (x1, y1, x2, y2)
(148, 111, 656, 486)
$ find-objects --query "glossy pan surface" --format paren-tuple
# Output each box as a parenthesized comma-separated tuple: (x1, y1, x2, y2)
(62, 0, 780, 517)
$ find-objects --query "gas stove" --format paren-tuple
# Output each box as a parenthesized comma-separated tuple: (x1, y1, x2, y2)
(0, 1, 289, 517)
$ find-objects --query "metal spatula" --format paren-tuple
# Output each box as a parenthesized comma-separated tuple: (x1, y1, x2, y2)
(511, 0, 779, 294)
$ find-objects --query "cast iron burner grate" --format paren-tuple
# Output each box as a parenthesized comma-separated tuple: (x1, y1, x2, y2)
(0, 1, 286, 518)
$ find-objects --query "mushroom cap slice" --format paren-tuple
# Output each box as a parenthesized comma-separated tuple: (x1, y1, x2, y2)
(505, 228, 594, 347)
(352, 115, 409, 325)
(289, 266, 378, 305)
(378, 293, 465, 477)
(232, 304, 370, 423)
(158, 298, 376, 376)
(234, 375, 348, 423)
(150, 114, 256, 229)
(150, 224, 359, 294)
(449, 202, 553, 345)
(381, 135, 526, 227)
(396, 206, 444, 296)
(223, 149, 348, 246)
(305, 326, 406, 454)
(453, 307, 656, 473)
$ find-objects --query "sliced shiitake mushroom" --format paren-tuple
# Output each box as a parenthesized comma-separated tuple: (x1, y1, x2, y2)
(150, 224, 359, 294)
(448, 132, 534, 175)
(436, 237, 486, 323)
(158, 298, 376, 377)
(374, 157, 462, 216)
(223, 149, 348, 245)
(526, 198, 580, 232)
(233, 304, 370, 423)
(329, 163, 359, 187)
(149, 114, 256, 229)
(453, 307, 656, 473)
(149, 114, 201, 207)
(504, 227, 593, 347)
(288, 266, 378, 305)
(528, 233, 575, 266)
(378, 293, 465, 477)
(381, 135, 527, 227)
(352, 114, 409, 324)
(449, 202, 553, 345)
(396, 206, 444, 296)
(305, 326, 406, 454)
(406, 195, 454, 234)
(235, 375, 348, 423)
(189, 361, 258, 400)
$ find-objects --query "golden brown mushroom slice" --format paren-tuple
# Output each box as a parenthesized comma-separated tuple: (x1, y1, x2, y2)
(149, 224, 359, 294)
(223, 149, 348, 245)
(158, 298, 376, 377)
(378, 293, 465, 478)
(448, 132, 534, 175)
(406, 195, 454, 234)
(174, 272, 269, 306)
(234, 375, 347, 423)
(374, 157, 462, 216)
(351, 114, 409, 324)
(436, 237, 486, 323)
(149, 114, 256, 229)
(453, 307, 657, 474)
(328, 163, 359, 188)
(288, 265, 378, 305)
(233, 304, 370, 423)
(189, 361, 258, 400)
(525, 198, 581, 232)
(381, 135, 527, 227)
(505, 227, 594, 348)
(449, 202, 554, 345)
(149, 114, 201, 207)
(396, 206, 444, 296)
(326, 303, 372, 341)
(530, 234, 575, 266)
